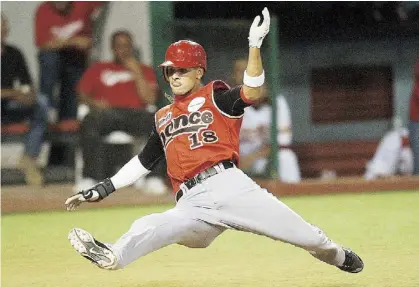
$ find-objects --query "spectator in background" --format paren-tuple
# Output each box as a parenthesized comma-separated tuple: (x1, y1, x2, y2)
(76, 30, 168, 194)
(35, 1, 102, 120)
(409, 58, 419, 175)
(35, 1, 102, 167)
(364, 118, 413, 180)
(1, 13, 48, 185)
(233, 59, 301, 183)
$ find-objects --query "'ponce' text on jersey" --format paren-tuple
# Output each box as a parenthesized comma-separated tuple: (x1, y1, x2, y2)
(159, 110, 217, 149)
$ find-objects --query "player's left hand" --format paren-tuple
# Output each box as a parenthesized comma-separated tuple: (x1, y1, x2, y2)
(65, 178, 115, 211)
(65, 189, 100, 211)
(248, 7, 270, 48)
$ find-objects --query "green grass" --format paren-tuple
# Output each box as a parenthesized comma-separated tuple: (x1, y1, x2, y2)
(2, 191, 419, 287)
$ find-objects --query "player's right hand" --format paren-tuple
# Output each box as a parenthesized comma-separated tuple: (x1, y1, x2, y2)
(65, 178, 115, 211)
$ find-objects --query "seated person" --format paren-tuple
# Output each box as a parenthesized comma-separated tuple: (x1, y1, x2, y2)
(1, 13, 48, 185)
(76, 30, 168, 194)
(240, 93, 301, 183)
(364, 122, 413, 180)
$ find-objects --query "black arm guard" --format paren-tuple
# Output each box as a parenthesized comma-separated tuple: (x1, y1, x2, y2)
(93, 178, 116, 200)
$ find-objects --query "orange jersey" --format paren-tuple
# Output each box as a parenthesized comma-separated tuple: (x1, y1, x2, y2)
(155, 81, 245, 192)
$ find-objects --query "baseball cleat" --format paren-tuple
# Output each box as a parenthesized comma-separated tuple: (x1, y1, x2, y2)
(338, 248, 364, 273)
(68, 228, 117, 270)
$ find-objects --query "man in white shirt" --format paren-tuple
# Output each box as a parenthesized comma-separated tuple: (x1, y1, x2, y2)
(364, 124, 413, 180)
(234, 59, 301, 182)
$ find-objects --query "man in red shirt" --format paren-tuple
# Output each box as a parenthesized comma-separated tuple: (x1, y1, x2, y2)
(409, 58, 419, 174)
(35, 1, 102, 167)
(65, 8, 364, 277)
(35, 1, 102, 119)
(77, 30, 166, 190)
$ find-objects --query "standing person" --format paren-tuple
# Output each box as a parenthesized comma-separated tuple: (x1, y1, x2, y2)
(65, 8, 363, 275)
(76, 30, 167, 194)
(35, 1, 102, 166)
(408, 59, 419, 175)
(35, 1, 102, 120)
(1, 13, 48, 185)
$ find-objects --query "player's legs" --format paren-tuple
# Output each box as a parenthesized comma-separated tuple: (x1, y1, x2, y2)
(229, 191, 347, 266)
(180, 167, 363, 272)
(111, 208, 224, 268)
(69, 207, 224, 270)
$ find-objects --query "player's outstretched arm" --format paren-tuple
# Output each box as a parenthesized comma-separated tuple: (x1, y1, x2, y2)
(65, 124, 165, 211)
(242, 7, 270, 102)
(65, 156, 152, 211)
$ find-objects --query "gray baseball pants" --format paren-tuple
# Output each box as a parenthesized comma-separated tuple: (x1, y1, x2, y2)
(109, 166, 345, 269)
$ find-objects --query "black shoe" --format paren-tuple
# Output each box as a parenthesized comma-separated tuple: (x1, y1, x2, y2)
(338, 248, 364, 273)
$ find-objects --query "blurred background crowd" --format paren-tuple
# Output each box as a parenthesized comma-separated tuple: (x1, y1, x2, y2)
(1, 1, 418, 195)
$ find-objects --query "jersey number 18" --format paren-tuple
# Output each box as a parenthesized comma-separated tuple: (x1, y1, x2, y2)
(188, 130, 218, 149)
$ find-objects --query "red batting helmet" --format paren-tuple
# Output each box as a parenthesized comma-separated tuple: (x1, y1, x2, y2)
(159, 40, 207, 73)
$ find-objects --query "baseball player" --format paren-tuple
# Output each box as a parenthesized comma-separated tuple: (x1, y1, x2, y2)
(240, 93, 301, 182)
(66, 8, 364, 274)
(364, 126, 413, 180)
(233, 59, 300, 182)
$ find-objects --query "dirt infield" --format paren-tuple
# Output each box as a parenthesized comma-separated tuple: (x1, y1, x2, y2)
(2, 176, 418, 214)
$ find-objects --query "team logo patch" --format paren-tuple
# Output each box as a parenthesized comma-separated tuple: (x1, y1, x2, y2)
(187, 97, 206, 112)
(158, 112, 172, 128)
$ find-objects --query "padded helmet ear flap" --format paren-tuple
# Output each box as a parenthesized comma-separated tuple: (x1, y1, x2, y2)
(162, 67, 170, 82)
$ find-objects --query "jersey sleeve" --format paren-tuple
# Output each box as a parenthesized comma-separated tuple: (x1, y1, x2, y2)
(213, 85, 252, 117)
(138, 123, 165, 170)
(35, 4, 52, 47)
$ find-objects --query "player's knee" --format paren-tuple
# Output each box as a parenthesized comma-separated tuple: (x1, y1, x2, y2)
(190, 242, 211, 248)
(180, 238, 213, 249)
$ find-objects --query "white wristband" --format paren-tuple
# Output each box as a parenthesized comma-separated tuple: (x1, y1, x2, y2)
(243, 70, 265, 87)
